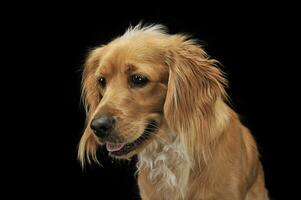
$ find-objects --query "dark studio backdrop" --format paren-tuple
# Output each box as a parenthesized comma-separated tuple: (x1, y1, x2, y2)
(5, 2, 299, 200)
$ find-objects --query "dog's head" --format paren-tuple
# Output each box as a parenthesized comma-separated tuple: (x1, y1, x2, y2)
(78, 24, 228, 165)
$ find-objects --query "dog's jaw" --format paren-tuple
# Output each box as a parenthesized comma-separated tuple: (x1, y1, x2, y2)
(108, 120, 159, 158)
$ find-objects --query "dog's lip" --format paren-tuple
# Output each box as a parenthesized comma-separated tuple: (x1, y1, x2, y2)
(108, 120, 158, 157)
(106, 143, 126, 152)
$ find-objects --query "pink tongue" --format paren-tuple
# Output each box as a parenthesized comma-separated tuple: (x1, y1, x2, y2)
(106, 143, 125, 152)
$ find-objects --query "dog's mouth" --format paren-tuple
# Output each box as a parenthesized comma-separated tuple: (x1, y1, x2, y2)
(106, 120, 158, 157)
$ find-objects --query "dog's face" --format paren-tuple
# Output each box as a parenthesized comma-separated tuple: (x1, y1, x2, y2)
(78, 25, 227, 164)
(90, 40, 169, 158)
(81, 30, 171, 159)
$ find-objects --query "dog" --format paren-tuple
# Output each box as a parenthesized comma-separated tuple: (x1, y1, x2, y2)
(78, 24, 269, 200)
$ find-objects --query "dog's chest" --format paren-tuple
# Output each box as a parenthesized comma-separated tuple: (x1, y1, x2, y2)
(137, 137, 190, 199)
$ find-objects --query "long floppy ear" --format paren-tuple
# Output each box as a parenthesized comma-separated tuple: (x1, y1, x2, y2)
(164, 36, 228, 165)
(78, 47, 104, 167)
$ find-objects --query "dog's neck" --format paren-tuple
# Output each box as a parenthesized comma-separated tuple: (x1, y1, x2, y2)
(137, 100, 231, 198)
(137, 132, 191, 198)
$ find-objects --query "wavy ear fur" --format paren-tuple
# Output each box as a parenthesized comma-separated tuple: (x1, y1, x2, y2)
(78, 47, 104, 167)
(164, 36, 228, 166)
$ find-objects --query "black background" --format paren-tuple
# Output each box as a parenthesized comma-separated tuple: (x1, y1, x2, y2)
(4, 2, 299, 199)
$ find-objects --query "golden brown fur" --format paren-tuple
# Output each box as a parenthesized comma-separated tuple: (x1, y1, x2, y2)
(78, 24, 269, 199)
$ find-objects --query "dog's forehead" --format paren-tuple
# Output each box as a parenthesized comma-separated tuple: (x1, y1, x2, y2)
(96, 41, 167, 78)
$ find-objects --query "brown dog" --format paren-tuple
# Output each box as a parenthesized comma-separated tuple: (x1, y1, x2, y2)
(78, 24, 269, 200)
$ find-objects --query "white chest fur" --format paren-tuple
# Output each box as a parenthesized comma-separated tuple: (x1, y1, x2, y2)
(137, 135, 191, 199)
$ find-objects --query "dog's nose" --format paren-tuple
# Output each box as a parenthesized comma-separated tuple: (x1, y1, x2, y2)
(90, 115, 115, 138)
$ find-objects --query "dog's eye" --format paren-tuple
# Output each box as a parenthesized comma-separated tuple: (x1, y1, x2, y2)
(98, 77, 106, 88)
(129, 74, 149, 87)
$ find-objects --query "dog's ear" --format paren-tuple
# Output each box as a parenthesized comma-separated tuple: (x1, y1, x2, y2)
(78, 47, 104, 166)
(81, 47, 104, 115)
(164, 36, 228, 164)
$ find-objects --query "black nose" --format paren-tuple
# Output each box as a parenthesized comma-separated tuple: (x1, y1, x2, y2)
(90, 115, 115, 138)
